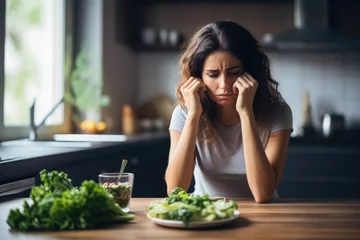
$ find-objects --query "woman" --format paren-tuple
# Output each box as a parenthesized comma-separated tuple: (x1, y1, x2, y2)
(165, 21, 293, 203)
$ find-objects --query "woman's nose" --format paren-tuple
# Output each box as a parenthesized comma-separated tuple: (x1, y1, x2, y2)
(219, 74, 234, 89)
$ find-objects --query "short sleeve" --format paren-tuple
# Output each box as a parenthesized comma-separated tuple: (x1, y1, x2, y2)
(270, 102, 293, 134)
(169, 105, 187, 132)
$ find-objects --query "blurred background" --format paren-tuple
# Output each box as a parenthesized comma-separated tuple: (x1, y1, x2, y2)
(1, 0, 360, 199)
(2, 0, 360, 137)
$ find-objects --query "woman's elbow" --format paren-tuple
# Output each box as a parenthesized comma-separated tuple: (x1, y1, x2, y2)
(254, 197, 270, 204)
(253, 181, 278, 203)
(254, 192, 273, 204)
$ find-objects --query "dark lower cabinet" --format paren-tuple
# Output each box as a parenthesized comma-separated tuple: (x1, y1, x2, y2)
(38, 140, 360, 199)
(57, 136, 170, 198)
(121, 141, 170, 198)
(277, 146, 360, 198)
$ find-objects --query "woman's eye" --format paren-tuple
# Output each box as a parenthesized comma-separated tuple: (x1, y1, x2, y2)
(207, 74, 218, 78)
(231, 71, 240, 75)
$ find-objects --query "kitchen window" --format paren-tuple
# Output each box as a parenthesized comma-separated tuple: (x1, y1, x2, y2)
(0, 0, 71, 141)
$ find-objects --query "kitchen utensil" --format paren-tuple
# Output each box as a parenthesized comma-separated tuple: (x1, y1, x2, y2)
(118, 159, 128, 181)
(159, 29, 168, 46)
(322, 113, 345, 137)
(141, 28, 156, 46)
(168, 30, 179, 46)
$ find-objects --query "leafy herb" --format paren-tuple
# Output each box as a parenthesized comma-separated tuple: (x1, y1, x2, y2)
(7, 170, 134, 231)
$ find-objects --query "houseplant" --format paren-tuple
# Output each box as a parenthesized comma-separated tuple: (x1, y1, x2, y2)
(65, 48, 111, 133)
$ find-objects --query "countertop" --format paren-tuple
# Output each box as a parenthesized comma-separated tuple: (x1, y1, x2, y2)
(0, 132, 170, 185)
(1, 130, 360, 186)
(0, 198, 360, 239)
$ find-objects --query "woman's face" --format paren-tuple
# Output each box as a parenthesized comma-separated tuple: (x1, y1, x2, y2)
(201, 51, 243, 106)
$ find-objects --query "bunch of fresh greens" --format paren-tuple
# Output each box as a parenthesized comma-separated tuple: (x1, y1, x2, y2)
(7, 170, 134, 231)
(146, 187, 238, 226)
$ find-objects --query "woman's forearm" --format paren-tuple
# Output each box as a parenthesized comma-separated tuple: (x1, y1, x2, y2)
(240, 110, 276, 203)
(165, 114, 200, 194)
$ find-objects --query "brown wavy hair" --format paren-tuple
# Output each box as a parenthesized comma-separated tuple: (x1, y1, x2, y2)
(176, 21, 283, 145)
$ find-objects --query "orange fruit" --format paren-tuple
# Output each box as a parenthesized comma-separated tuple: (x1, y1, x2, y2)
(96, 122, 107, 132)
(80, 119, 97, 132)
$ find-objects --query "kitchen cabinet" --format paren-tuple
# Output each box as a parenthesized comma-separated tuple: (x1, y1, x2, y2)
(117, 140, 170, 197)
(115, 0, 294, 52)
(277, 146, 360, 198)
(0, 133, 171, 201)
(116, 0, 184, 52)
(115, 0, 360, 53)
(4, 133, 360, 200)
(56, 136, 170, 198)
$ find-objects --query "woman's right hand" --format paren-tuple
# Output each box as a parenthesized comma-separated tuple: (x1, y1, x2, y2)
(180, 77, 205, 117)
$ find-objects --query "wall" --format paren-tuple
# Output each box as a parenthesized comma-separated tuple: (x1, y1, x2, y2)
(75, 0, 103, 122)
(136, 52, 179, 105)
(135, 2, 360, 133)
(269, 52, 360, 133)
(102, 0, 136, 132)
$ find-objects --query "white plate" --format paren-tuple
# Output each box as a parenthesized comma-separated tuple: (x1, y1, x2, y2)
(149, 210, 240, 229)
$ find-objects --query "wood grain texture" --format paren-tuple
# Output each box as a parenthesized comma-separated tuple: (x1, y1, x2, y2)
(1, 198, 360, 240)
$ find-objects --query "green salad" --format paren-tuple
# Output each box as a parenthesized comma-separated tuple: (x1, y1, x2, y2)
(7, 170, 134, 231)
(146, 187, 238, 226)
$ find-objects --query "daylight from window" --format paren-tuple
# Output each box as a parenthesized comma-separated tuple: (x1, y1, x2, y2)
(4, 0, 65, 126)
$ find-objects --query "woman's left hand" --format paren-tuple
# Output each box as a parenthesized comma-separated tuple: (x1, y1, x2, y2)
(232, 72, 258, 115)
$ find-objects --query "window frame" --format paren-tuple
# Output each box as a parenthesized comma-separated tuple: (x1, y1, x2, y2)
(0, 0, 74, 141)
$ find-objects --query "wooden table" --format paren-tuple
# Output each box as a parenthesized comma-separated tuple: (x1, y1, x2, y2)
(1, 198, 360, 239)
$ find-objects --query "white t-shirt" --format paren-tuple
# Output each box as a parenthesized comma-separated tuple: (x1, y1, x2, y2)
(168, 102, 293, 198)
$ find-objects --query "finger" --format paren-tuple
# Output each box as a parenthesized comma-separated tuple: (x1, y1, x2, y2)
(237, 76, 250, 88)
(188, 78, 204, 91)
(241, 75, 254, 87)
(189, 80, 203, 92)
(181, 78, 196, 96)
(244, 73, 257, 84)
(232, 81, 242, 94)
(186, 79, 200, 92)
(181, 77, 196, 91)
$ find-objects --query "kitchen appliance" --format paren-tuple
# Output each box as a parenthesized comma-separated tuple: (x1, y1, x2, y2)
(322, 113, 345, 137)
(141, 28, 156, 46)
(261, 0, 360, 51)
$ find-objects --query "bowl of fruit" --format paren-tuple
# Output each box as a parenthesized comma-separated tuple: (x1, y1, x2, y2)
(79, 119, 107, 134)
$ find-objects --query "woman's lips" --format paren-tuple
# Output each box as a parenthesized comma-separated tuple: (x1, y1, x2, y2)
(217, 93, 234, 97)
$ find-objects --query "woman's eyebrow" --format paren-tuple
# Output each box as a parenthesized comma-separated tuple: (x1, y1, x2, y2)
(205, 65, 242, 71)
(226, 65, 241, 70)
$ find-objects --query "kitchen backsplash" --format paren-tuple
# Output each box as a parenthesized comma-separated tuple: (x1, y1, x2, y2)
(136, 52, 360, 133)
(269, 52, 360, 133)
(136, 53, 179, 105)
